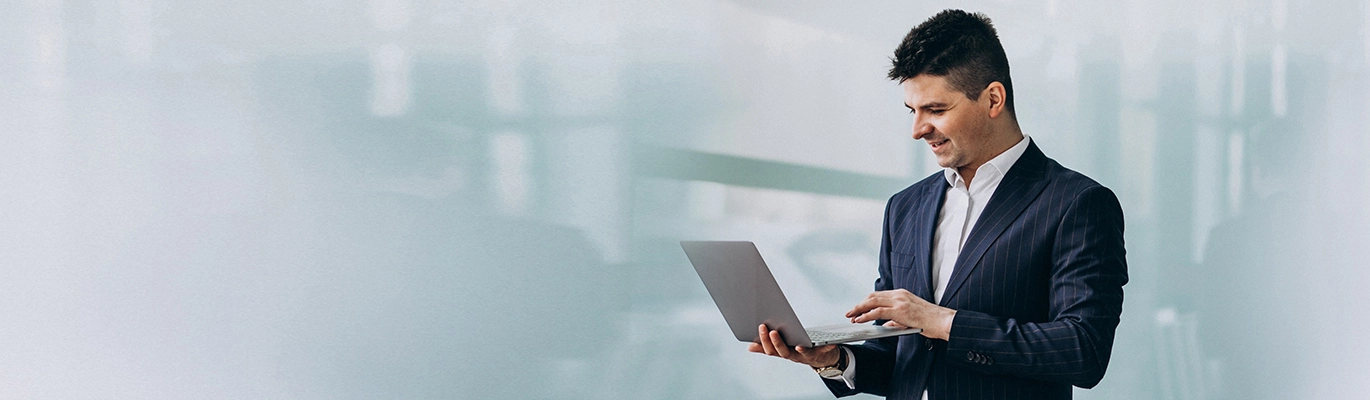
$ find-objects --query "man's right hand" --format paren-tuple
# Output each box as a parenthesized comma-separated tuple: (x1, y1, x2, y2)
(746, 324, 841, 368)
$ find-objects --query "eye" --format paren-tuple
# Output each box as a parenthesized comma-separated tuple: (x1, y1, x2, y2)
(929, 109, 946, 115)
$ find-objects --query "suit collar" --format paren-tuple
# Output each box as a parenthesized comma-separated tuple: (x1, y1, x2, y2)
(939, 134, 1032, 187)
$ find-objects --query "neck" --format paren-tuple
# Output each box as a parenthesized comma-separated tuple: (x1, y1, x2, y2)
(956, 128, 1024, 187)
(957, 165, 979, 187)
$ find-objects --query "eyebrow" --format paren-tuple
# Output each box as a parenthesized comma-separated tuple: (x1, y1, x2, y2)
(905, 101, 950, 111)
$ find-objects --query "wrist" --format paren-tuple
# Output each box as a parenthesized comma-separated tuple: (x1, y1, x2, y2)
(933, 308, 957, 340)
(812, 346, 845, 369)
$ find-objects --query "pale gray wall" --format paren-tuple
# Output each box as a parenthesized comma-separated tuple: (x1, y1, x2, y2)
(2, 0, 1368, 398)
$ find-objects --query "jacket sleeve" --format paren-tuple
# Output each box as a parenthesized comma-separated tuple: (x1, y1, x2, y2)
(944, 185, 1128, 388)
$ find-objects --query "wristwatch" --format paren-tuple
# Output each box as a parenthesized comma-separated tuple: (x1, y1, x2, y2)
(813, 347, 848, 378)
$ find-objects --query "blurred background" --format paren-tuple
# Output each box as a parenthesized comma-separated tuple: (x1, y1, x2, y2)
(2, 0, 1369, 398)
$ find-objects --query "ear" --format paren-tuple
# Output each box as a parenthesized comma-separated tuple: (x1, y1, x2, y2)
(982, 82, 1008, 119)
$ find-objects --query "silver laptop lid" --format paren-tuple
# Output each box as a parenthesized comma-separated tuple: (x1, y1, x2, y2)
(680, 240, 814, 347)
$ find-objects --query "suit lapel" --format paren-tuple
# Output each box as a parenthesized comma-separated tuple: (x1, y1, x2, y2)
(891, 178, 944, 301)
(912, 181, 945, 301)
(938, 142, 1051, 306)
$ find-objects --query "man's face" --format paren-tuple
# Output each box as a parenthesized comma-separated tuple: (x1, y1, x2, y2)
(902, 74, 995, 173)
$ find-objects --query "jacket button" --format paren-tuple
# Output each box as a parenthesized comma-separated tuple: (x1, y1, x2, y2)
(966, 351, 975, 361)
(925, 340, 935, 350)
(985, 357, 994, 365)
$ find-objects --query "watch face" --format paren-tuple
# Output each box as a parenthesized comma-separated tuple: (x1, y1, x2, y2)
(818, 368, 844, 379)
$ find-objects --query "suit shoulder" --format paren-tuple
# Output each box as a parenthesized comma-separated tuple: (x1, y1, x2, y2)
(888, 171, 944, 207)
(881, 171, 943, 229)
(1041, 161, 1124, 218)
(1045, 159, 1113, 196)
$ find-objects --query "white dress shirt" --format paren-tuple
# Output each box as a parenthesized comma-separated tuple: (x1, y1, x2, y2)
(825, 135, 1031, 398)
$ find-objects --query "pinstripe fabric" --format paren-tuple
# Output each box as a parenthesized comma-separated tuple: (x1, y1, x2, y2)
(823, 141, 1128, 400)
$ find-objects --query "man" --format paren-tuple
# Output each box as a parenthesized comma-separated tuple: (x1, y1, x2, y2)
(748, 9, 1127, 400)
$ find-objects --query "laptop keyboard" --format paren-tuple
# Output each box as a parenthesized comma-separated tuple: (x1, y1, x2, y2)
(807, 330, 861, 342)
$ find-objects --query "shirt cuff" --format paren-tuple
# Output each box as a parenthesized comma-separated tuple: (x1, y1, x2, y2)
(818, 346, 856, 389)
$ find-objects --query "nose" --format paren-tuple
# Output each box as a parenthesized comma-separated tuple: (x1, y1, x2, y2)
(911, 116, 932, 140)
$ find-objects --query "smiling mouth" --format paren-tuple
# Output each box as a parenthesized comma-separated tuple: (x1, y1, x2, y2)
(929, 139, 949, 149)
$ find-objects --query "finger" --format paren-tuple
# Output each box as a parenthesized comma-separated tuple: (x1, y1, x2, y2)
(769, 330, 792, 358)
(883, 320, 907, 329)
(795, 344, 836, 356)
(849, 297, 893, 321)
(758, 325, 776, 355)
(846, 297, 881, 318)
(847, 292, 898, 318)
(748, 342, 764, 353)
(845, 293, 881, 318)
(852, 306, 890, 323)
(867, 290, 899, 299)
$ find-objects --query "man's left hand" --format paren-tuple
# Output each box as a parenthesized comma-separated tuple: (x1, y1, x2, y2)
(846, 289, 957, 340)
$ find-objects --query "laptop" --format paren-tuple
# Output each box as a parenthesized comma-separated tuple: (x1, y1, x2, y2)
(680, 240, 920, 347)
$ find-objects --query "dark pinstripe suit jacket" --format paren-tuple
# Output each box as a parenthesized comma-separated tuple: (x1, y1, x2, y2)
(825, 141, 1128, 400)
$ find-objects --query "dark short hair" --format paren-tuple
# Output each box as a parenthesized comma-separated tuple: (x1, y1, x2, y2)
(890, 9, 1014, 116)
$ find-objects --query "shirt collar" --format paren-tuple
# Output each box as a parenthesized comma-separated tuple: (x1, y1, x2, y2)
(942, 134, 1031, 186)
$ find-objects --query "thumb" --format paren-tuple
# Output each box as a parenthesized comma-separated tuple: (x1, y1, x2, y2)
(795, 344, 836, 356)
(883, 320, 907, 329)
